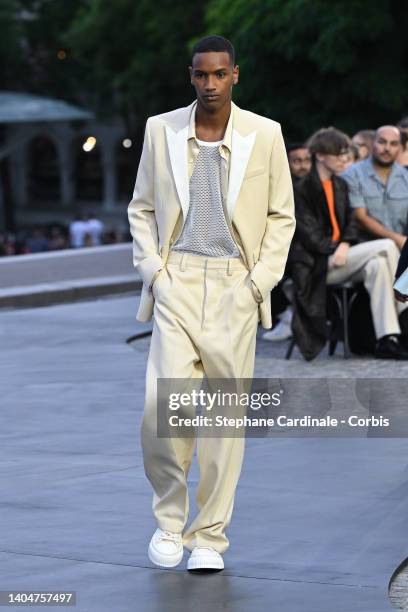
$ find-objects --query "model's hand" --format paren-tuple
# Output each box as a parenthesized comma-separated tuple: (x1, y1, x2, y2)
(331, 242, 350, 268)
(394, 289, 408, 303)
(392, 233, 407, 251)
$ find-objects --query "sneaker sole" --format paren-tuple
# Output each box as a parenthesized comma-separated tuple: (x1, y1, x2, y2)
(187, 555, 224, 570)
(148, 542, 184, 568)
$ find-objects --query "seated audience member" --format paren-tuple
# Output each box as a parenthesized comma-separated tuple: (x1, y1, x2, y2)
(26, 227, 49, 253)
(352, 130, 375, 160)
(48, 227, 68, 250)
(2, 233, 17, 255)
(289, 127, 408, 361)
(286, 142, 312, 182)
(342, 125, 408, 250)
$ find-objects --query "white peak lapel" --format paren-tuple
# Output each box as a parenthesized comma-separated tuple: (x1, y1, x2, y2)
(226, 129, 257, 220)
(165, 124, 189, 220)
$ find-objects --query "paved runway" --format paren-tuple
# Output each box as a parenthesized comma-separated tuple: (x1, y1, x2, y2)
(1, 295, 408, 611)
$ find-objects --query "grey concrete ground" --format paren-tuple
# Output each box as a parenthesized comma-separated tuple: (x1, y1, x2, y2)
(1, 293, 408, 611)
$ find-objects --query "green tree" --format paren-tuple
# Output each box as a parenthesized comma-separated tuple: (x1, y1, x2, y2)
(65, 0, 205, 134)
(0, 0, 24, 87)
(1, 1, 205, 135)
(0, 1, 92, 101)
(205, 0, 408, 139)
(16, 0, 84, 99)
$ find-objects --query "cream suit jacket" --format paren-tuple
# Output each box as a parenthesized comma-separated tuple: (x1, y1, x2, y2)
(127, 100, 295, 329)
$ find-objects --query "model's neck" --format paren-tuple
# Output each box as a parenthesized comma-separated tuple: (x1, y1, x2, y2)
(195, 99, 231, 142)
(315, 161, 333, 182)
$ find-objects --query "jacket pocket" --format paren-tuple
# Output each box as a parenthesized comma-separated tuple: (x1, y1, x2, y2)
(245, 166, 266, 180)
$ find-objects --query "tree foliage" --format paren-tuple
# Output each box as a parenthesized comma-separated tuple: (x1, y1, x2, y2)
(65, 0, 205, 132)
(205, 0, 408, 138)
(1, 0, 408, 142)
(0, 1, 83, 95)
(0, 0, 25, 87)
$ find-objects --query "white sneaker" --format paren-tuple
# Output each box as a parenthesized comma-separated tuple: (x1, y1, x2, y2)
(187, 546, 224, 570)
(148, 528, 183, 568)
(262, 319, 292, 342)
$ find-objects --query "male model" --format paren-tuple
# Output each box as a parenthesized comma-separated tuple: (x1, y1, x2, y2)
(128, 35, 295, 571)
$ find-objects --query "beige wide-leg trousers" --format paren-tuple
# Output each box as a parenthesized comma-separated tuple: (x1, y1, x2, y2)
(326, 238, 408, 338)
(141, 251, 259, 553)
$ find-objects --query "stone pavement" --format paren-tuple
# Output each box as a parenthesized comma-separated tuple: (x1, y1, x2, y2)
(1, 294, 408, 612)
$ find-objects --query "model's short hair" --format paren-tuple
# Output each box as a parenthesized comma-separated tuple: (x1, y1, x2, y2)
(191, 35, 235, 66)
(307, 127, 350, 161)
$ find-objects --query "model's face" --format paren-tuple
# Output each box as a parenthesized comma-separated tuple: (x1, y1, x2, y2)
(288, 148, 312, 178)
(372, 128, 400, 166)
(189, 51, 238, 112)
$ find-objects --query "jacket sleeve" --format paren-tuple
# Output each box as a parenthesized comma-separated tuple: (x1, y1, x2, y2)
(341, 183, 360, 245)
(127, 118, 164, 288)
(293, 186, 334, 255)
(396, 238, 408, 279)
(250, 124, 296, 298)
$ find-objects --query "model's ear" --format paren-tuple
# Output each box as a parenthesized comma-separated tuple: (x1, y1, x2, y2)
(188, 66, 193, 84)
(233, 65, 239, 85)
